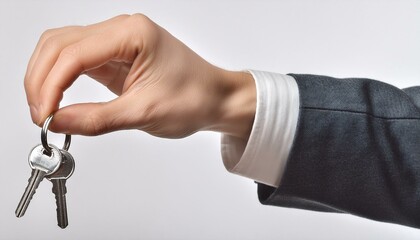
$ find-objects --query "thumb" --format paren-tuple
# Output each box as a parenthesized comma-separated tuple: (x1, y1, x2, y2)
(50, 96, 136, 136)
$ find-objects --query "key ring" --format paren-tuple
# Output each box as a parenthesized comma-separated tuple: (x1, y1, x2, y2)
(41, 114, 71, 155)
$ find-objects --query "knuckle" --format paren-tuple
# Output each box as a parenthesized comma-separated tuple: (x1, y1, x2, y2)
(58, 44, 83, 70)
(114, 14, 130, 21)
(125, 13, 159, 51)
(129, 13, 150, 24)
(39, 28, 56, 42)
(128, 13, 156, 34)
(42, 36, 61, 52)
(61, 44, 81, 57)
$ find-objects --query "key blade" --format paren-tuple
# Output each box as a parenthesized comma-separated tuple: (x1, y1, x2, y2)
(15, 169, 46, 218)
(52, 179, 68, 229)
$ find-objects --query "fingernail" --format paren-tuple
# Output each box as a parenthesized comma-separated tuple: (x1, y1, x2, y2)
(29, 105, 39, 124)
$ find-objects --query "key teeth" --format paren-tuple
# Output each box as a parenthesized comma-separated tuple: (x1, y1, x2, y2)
(52, 180, 68, 229)
(15, 179, 36, 217)
(15, 170, 45, 218)
(15, 175, 35, 217)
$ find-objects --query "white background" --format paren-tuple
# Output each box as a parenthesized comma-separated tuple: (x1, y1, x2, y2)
(0, 0, 419, 239)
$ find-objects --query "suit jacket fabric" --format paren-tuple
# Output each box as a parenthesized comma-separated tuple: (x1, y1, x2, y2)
(257, 74, 420, 228)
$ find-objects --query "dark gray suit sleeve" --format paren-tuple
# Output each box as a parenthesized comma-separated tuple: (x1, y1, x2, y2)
(257, 74, 420, 228)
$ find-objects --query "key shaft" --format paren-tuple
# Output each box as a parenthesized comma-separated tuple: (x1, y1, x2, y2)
(15, 144, 62, 218)
(15, 169, 46, 218)
(47, 149, 75, 229)
(52, 179, 68, 228)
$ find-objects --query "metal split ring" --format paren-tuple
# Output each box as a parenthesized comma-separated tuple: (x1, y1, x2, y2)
(41, 114, 71, 155)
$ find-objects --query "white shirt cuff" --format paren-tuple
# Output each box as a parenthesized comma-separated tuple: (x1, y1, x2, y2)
(220, 70, 299, 187)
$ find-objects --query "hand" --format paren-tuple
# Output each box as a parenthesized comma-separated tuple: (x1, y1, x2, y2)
(24, 14, 256, 139)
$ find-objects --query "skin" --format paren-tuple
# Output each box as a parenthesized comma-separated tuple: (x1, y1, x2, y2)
(24, 14, 256, 140)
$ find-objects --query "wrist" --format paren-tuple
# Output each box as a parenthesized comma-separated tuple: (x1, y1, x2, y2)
(206, 69, 256, 140)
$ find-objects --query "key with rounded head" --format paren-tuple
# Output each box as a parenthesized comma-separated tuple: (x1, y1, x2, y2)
(15, 144, 62, 218)
(46, 149, 75, 229)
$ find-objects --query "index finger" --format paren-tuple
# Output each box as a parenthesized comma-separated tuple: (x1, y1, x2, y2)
(25, 14, 132, 124)
(37, 27, 142, 125)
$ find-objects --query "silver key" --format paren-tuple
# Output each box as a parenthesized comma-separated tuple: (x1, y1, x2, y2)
(46, 150, 75, 229)
(15, 144, 62, 218)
